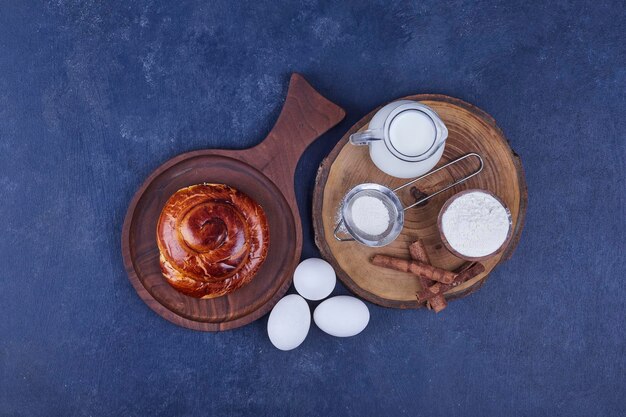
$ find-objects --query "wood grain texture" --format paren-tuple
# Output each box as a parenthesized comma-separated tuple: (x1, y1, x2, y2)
(313, 94, 527, 308)
(122, 74, 345, 331)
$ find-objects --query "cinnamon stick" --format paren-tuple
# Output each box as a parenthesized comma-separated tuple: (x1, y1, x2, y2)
(408, 240, 441, 309)
(455, 261, 486, 283)
(416, 263, 476, 303)
(409, 240, 432, 290)
(416, 262, 485, 303)
(409, 240, 430, 264)
(371, 254, 456, 284)
(417, 283, 444, 303)
(428, 294, 448, 313)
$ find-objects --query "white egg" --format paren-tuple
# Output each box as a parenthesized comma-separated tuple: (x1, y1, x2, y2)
(267, 294, 311, 351)
(293, 258, 336, 301)
(313, 296, 369, 337)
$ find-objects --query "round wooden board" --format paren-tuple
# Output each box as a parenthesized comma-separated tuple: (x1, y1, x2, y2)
(122, 154, 298, 331)
(313, 95, 527, 308)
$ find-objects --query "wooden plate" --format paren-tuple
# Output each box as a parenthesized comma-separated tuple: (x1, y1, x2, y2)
(122, 74, 345, 330)
(313, 95, 527, 308)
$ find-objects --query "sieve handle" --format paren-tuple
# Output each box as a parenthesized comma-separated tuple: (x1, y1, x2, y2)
(394, 153, 484, 211)
(333, 219, 355, 242)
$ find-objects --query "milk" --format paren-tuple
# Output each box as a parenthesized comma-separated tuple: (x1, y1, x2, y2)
(349, 100, 448, 178)
(388, 110, 436, 157)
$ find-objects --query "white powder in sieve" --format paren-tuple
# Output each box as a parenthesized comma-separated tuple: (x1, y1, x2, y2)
(441, 191, 510, 257)
(350, 196, 390, 236)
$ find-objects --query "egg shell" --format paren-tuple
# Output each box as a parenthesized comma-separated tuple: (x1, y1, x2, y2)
(313, 296, 370, 337)
(267, 294, 311, 351)
(293, 258, 336, 301)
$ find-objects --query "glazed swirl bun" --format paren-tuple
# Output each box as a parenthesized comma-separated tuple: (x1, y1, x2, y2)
(157, 184, 269, 299)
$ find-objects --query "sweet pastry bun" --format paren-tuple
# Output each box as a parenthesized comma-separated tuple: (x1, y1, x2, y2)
(157, 184, 269, 298)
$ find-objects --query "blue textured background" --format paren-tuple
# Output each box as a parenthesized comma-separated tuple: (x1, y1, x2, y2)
(1, 1, 624, 416)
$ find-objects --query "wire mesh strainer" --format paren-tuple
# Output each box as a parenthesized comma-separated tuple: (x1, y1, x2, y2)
(338, 183, 404, 247)
(334, 153, 484, 247)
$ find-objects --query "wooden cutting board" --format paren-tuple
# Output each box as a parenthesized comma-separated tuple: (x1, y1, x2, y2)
(313, 95, 527, 308)
(122, 74, 345, 331)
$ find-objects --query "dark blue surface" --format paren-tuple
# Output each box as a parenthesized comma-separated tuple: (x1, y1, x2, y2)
(1, 1, 624, 416)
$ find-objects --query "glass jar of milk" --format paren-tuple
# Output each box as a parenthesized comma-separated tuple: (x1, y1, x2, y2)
(350, 100, 448, 178)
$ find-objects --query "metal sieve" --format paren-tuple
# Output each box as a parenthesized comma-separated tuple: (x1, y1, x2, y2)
(337, 183, 405, 247)
(334, 153, 484, 247)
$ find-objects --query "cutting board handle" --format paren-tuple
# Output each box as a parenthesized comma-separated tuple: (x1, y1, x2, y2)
(246, 73, 345, 195)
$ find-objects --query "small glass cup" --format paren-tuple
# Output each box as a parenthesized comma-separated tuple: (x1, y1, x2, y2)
(437, 189, 513, 261)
